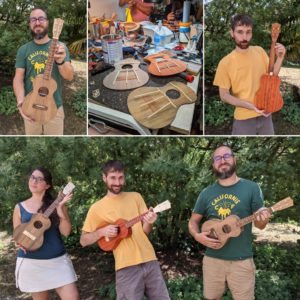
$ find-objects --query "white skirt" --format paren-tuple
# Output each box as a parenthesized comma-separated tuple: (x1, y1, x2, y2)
(15, 253, 78, 292)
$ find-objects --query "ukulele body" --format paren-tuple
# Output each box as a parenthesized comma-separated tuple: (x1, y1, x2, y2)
(103, 58, 149, 90)
(13, 213, 51, 251)
(127, 81, 197, 129)
(201, 215, 243, 249)
(98, 218, 132, 251)
(144, 53, 186, 76)
(22, 73, 58, 124)
(254, 74, 283, 113)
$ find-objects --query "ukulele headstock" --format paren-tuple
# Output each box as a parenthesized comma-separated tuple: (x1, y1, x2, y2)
(153, 200, 171, 213)
(271, 197, 294, 212)
(62, 182, 75, 195)
(271, 23, 281, 43)
(53, 18, 64, 40)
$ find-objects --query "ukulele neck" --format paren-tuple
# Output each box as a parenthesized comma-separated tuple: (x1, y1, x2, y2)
(43, 38, 59, 80)
(43, 192, 65, 217)
(237, 207, 273, 227)
(125, 211, 149, 228)
(268, 41, 276, 74)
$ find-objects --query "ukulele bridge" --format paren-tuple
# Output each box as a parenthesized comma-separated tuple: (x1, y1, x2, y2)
(33, 104, 48, 111)
(23, 230, 36, 241)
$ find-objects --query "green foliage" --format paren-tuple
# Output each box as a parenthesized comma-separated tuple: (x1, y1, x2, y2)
(280, 86, 300, 125)
(205, 95, 234, 127)
(71, 88, 86, 119)
(0, 86, 18, 115)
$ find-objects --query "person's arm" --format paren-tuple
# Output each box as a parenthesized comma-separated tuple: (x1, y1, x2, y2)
(54, 43, 74, 81)
(142, 209, 157, 235)
(80, 225, 118, 247)
(119, 0, 128, 7)
(13, 204, 21, 229)
(57, 205, 72, 237)
(188, 213, 221, 248)
(219, 87, 270, 117)
(13, 68, 33, 121)
(135, 1, 153, 16)
(273, 43, 286, 76)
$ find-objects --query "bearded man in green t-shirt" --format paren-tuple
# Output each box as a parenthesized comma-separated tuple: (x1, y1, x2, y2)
(13, 7, 74, 135)
(189, 144, 271, 300)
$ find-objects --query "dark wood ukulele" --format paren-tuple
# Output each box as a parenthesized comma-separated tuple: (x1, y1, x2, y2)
(103, 58, 149, 90)
(22, 18, 64, 124)
(13, 182, 75, 251)
(201, 197, 294, 249)
(254, 23, 283, 113)
(144, 52, 187, 77)
(98, 200, 171, 251)
(127, 81, 197, 129)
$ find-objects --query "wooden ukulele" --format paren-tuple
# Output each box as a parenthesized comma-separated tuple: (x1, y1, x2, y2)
(254, 23, 283, 113)
(13, 182, 75, 251)
(201, 197, 294, 249)
(127, 81, 197, 129)
(22, 18, 64, 124)
(98, 200, 171, 251)
(103, 58, 149, 90)
(144, 53, 186, 77)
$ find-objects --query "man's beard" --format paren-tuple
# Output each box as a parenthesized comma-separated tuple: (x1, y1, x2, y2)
(236, 40, 250, 49)
(213, 162, 236, 179)
(31, 27, 48, 40)
(107, 184, 123, 195)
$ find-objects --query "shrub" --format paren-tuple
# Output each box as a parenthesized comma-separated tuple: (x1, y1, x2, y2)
(71, 88, 86, 119)
(0, 86, 18, 115)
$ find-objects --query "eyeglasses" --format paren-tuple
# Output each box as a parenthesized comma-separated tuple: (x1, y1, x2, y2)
(29, 175, 45, 183)
(213, 153, 234, 162)
(29, 16, 47, 23)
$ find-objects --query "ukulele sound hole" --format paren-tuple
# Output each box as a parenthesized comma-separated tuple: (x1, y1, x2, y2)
(222, 224, 231, 234)
(166, 89, 180, 99)
(121, 64, 133, 69)
(38, 87, 49, 97)
(33, 221, 43, 229)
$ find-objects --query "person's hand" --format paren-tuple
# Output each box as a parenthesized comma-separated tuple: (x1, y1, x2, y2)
(17, 98, 35, 122)
(194, 231, 221, 249)
(14, 242, 27, 254)
(248, 102, 271, 117)
(128, 0, 136, 8)
(275, 43, 286, 59)
(54, 43, 66, 64)
(143, 209, 157, 224)
(167, 12, 175, 21)
(103, 225, 119, 238)
(56, 192, 73, 218)
(254, 207, 271, 222)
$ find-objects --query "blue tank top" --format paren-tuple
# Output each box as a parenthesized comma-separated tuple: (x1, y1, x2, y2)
(17, 203, 66, 259)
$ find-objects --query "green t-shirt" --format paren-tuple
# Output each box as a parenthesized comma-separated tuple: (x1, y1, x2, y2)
(193, 178, 263, 260)
(15, 40, 70, 108)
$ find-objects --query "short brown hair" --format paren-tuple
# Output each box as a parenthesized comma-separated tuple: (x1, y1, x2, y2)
(231, 14, 253, 31)
(102, 160, 124, 175)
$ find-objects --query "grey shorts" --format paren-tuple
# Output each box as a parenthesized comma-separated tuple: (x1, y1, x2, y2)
(116, 260, 170, 300)
(232, 115, 274, 135)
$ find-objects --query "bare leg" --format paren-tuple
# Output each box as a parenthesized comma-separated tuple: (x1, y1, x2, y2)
(56, 282, 79, 300)
(31, 291, 49, 300)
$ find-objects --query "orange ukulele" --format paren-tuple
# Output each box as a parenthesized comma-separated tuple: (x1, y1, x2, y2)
(98, 200, 171, 251)
(254, 23, 283, 113)
(201, 197, 294, 249)
(103, 58, 149, 90)
(144, 52, 186, 77)
(13, 182, 75, 251)
(22, 18, 64, 124)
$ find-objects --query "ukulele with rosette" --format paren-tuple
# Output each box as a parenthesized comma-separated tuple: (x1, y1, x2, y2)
(22, 18, 64, 124)
(144, 52, 186, 76)
(201, 197, 294, 249)
(103, 58, 149, 90)
(13, 182, 75, 251)
(98, 200, 171, 251)
(254, 23, 283, 113)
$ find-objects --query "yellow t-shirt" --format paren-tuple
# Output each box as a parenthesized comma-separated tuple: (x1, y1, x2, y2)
(213, 46, 269, 120)
(82, 192, 157, 271)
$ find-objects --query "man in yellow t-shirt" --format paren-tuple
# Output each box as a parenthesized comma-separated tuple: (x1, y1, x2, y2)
(213, 14, 286, 135)
(80, 160, 170, 300)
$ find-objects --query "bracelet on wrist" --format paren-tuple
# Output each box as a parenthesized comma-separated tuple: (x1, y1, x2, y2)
(17, 102, 23, 108)
(55, 60, 65, 66)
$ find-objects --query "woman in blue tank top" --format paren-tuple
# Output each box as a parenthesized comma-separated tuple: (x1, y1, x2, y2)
(13, 167, 79, 300)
